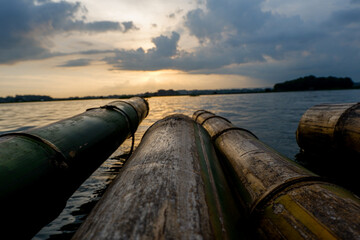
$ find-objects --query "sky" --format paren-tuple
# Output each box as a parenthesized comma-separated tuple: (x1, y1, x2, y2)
(0, 0, 359, 97)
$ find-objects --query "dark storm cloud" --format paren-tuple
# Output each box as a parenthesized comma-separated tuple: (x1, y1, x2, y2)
(104, 32, 180, 70)
(105, 0, 316, 71)
(0, 0, 137, 64)
(327, 8, 360, 27)
(185, 0, 271, 43)
(183, 0, 360, 81)
(184, 0, 325, 62)
(107, 0, 359, 83)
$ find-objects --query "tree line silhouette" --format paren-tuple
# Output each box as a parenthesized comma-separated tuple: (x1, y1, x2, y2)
(1, 75, 357, 103)
(274, 75, 354, 91)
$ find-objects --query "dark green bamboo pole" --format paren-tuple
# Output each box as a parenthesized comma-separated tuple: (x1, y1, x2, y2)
(0, 97, 148, 239)
(193, 110, 360, 239)
(72, 115, 243, 240)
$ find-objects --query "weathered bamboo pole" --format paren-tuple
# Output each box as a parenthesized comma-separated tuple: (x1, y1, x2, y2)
(72, 115, 243, 240)
(296, 102, 360, 155)
(0, 97, 148, 239)
(193, 110, 360, 239)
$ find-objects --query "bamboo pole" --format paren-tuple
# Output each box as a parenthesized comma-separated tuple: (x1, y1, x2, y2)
(0, 97, 148, 239)
(193, 110, 360, 239)
(296, 102, 360, 155)
(72, 115, 243, 240)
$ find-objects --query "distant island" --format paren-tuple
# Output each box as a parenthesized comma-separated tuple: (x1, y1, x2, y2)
(1, 75, 358, 103)
(274, 75, 354, 91)
(0, 95, 54, 103)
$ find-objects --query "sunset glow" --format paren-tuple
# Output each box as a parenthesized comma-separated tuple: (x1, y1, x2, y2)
(1, 0, 359, 97)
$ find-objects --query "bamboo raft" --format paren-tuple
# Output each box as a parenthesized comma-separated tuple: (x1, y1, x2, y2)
(74, 110, 360, 239)
(1, 101, 360, 239)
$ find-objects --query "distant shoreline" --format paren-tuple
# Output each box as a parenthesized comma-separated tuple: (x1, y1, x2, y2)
(1, 87, 359, 104)
(1, 75, 358, 103)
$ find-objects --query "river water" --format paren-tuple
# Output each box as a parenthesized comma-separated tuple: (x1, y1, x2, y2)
(0, 90, 359, 239)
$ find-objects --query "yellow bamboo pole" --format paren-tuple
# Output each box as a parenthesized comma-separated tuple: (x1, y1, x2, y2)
(193, 110, 360, 239)
(297, 102, 360, 155)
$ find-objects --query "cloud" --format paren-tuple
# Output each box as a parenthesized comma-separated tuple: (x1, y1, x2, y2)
(121, 21, 139, 32)
(104, 0, 359, 83)
(0, 0, 137, 64)
(57, 58, 92, 67)
(168, 9, 183, 19)
(104, 32, 181, 70)
(327, 7, 360, 27)
(185, 0, 321, 56)
(6, 0, 357, 84)
(182, 0, 360, 80)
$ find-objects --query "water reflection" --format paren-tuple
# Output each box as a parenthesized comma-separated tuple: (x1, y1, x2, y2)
(0, 100, 113, 134)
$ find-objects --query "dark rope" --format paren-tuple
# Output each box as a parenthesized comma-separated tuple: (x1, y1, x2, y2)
(100, 105, 136, 160)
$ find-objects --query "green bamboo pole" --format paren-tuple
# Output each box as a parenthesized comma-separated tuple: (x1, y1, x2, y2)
(0, 97, 148, 239)
(73, 115, 243, 240)
(193, 110, 360, 239)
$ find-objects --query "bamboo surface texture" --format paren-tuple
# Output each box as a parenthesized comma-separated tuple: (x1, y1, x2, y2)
(296, 102, 360, 155)
(193, 110, 360, 239)
(72, 115, 243, 240)
(0, 97, 148, 239)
